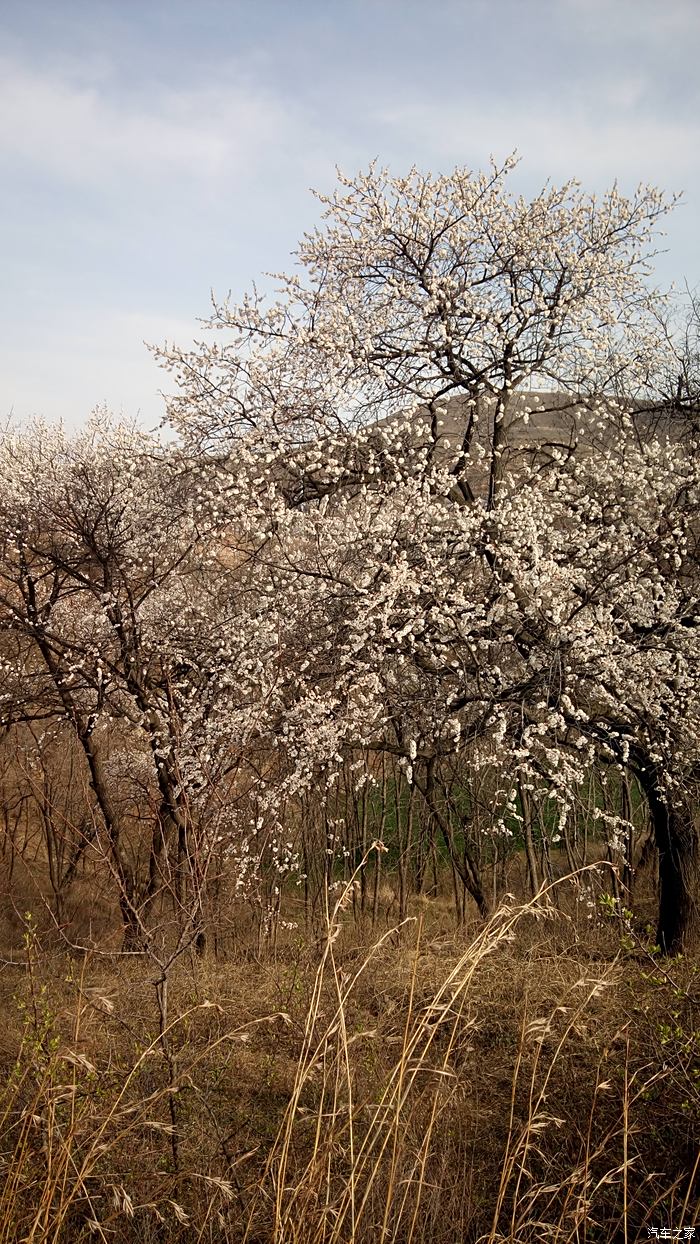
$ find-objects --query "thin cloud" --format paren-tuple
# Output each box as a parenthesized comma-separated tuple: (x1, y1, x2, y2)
(0, 56, 294, 188)
(562, 0, 700, 39)
(372, 98, 698, 189)
(0, 307, 200, 427)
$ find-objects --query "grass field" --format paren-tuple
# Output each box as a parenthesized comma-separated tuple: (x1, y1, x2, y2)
(0, 871, 698, 1243)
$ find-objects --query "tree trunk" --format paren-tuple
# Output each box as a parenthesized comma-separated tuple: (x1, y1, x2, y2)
(86, 739, 141, 949)
(519, 779, 540, 897)
(417, 761, 490, 918)
(34, 632, 141, 947)
(635, 767, 700, 954)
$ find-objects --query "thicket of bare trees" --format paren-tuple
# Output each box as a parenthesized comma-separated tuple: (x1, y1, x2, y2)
(2, 160, 700, 955)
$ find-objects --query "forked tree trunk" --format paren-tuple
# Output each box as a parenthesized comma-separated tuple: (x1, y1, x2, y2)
(635, 767, 700, 955)
(34, 633, 141, 948)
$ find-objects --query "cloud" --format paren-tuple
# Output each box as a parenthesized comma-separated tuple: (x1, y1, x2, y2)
(372, 97, 699, 191)
(561, 0, 700, 40)
(1, 1, 697, 430)
(0, 56, 294, 189)
(0, 306, 201, 427)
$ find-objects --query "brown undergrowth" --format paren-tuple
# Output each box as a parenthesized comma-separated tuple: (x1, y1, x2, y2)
(0, 878, 698, 1243)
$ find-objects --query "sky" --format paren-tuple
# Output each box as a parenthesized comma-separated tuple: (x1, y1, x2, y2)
(1, 0, 699, 429)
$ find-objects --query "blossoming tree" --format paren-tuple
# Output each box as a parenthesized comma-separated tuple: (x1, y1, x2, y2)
(0, 418, 296, 948)
(155, 160, 700, 953)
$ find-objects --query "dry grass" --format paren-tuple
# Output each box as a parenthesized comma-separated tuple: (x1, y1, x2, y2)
(0, 877, 698, 1242)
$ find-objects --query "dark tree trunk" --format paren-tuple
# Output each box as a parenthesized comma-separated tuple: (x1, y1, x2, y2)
(417, 761, 490, 919)
(84, 737, 141, 949)
(635, 766, 700, 955)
